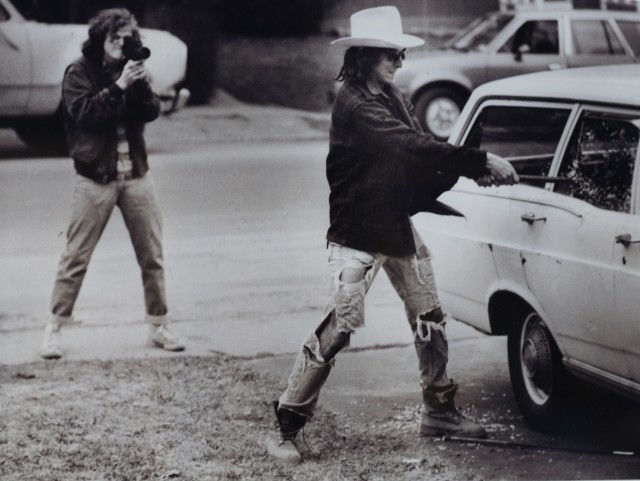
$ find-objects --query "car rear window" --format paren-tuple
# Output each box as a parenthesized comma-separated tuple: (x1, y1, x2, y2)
(617, 20, 640, 55)
(571, 20, 625, 55)
(463, 105, 571, 187)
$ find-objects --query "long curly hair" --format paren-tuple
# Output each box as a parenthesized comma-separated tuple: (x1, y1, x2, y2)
(81, 8, 141, 63)
(335, 47, 386, 86)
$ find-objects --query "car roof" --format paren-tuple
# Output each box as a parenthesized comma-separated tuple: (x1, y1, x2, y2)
(471, 64, 640, 108)
(510, 9, 640, 19)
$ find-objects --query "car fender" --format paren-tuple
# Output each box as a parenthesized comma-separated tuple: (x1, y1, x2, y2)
(408, 70, 473, 100)
(485, 278, 567, 357)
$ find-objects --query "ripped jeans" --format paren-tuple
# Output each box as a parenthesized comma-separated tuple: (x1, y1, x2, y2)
(278, 226, 454, 420)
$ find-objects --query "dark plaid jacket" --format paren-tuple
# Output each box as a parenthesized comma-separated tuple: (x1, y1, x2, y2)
(62, 56, 160, 184)
(326, 82, 488, 257)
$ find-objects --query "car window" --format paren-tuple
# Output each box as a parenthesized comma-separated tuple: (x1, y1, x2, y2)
(617, 20, 640, 55)
(448, 13, 514, 52)
(571, 20, 625, 55)
(463, 105, 571, 187)
(554, 111, 639, 213)
(499, 20, 559, 54)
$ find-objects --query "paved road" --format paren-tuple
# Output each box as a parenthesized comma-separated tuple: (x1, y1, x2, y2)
(0, 110, 485, 364)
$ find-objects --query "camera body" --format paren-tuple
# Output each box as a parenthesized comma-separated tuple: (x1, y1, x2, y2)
(122, 36, 151, 61)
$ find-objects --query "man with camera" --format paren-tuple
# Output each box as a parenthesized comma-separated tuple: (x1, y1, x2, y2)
(40, 8, 184, 359)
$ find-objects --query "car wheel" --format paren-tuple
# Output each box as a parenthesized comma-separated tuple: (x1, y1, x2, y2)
(413, 87, 466, 141)
(507, 310, 569, 431)
(14, 109, 67, 155)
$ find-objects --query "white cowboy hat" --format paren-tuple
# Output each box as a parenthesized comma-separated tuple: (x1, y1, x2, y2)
(331, 6, 424, 49)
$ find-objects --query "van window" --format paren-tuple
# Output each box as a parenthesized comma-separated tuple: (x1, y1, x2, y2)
(555, 112, 639, 213)
(464, 105, 571, 187)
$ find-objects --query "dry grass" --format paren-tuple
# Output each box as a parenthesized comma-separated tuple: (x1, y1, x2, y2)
(0, 355, 479, 481)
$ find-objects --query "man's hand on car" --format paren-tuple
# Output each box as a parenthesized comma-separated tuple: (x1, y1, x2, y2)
(476, 153, 519, 187)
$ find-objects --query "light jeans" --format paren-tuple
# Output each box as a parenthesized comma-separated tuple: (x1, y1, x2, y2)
(50, 173, 167, 325)
(278, 224, 454, 418)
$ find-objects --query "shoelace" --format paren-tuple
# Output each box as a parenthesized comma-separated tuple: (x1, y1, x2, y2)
(275, 423, 313, 455)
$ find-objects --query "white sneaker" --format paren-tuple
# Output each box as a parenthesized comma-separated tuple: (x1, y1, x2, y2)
(40, 323, 63, 359)
(148, 325, 185, 351)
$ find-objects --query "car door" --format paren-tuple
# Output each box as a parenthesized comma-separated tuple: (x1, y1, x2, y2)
(566, 18, 634, 69)
(610, 114, 640, 384)
(414, 100, 574, 333)
(486, 19, 566, 83)
(460, 100, 575, 302)
(520, 107, 638, 379)
(0, 4, 30, 115)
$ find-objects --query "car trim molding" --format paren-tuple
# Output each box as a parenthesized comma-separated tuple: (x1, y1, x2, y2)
(565, 357, 640, 398)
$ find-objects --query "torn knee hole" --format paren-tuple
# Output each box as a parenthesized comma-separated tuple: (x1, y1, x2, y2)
(416, 244, 430, 259)
(419, 307, 444, 324)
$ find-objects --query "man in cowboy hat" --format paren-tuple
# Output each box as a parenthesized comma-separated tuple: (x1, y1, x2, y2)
(265, 6, 518, 463)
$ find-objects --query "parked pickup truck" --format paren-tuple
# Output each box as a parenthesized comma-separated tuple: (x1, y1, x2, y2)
(0, 0, 190, 152)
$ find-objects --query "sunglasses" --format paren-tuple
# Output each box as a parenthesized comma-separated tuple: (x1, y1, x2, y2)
(385, 49, 407, 62)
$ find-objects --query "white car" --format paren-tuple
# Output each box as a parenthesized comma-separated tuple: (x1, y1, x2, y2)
(0, 0, 189, 151)
(412, 64, 640, 430)
(394, 2, 640, 141)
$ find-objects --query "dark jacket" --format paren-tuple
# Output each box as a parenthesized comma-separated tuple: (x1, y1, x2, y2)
(326, 82, 488, 257)
(62, 56, 160, 184)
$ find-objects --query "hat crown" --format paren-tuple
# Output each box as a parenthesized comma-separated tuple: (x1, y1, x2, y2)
(350, 6, 403, 39)
(330, 6, 424, 49)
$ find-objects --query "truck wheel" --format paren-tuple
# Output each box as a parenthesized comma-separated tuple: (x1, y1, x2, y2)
(413, 87, 466, 141)
(507, 310, 570, 432)
(14, 109, 67, 155)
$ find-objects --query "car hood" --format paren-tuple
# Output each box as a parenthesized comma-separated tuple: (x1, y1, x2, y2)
(395, 49, 486, 93)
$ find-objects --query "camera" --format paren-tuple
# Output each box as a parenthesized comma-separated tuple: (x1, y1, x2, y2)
(122, 36, 151, 61)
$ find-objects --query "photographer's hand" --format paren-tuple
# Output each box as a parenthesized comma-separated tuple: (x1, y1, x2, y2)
(115, 60, 148, 90)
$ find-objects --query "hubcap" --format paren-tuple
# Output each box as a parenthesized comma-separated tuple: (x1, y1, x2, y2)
(425, 97, 460, 139)
(520, 313, 553, 405)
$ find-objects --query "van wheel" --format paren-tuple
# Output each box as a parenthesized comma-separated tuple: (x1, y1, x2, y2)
(507, 311, 570, 432)
(413, 87, 466, 141)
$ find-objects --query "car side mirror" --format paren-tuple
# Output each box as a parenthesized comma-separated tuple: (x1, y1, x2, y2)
(514, 44, 530, 62)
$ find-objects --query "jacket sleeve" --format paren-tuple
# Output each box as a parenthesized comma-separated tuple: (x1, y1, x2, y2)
(126, 80, 161, 122)
(62, 62, 126, 129)
(348, 99, 488, 180)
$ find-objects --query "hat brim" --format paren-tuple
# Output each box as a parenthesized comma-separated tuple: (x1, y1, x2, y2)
(331, 34, 424, 49)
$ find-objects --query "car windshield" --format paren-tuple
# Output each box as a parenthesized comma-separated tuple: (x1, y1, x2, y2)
(445, 13, 514, 52)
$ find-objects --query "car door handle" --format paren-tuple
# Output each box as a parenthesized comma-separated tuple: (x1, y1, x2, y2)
(521, 213, 546, 224)
(548, 64, 564, 71)
(615, 233, 640, 247)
